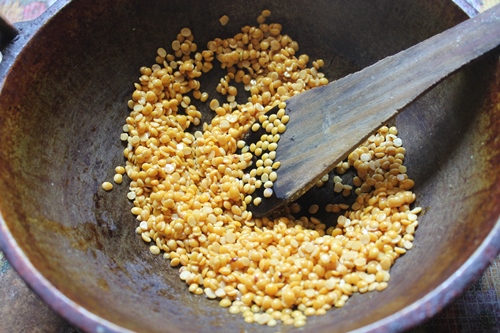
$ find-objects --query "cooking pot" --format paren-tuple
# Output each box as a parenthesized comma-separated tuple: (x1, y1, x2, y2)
(0, 0, 499, 332)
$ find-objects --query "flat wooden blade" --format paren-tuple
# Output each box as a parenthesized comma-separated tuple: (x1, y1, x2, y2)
(249, 4, 500, 216)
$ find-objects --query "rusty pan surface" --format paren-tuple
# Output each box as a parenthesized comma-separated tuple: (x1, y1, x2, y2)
(0, 0, 499, 332)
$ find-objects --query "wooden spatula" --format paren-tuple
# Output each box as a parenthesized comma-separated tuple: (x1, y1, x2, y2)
(247, 4, 500, 217)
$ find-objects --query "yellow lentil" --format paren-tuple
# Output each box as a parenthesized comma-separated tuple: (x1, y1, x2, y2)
(109, 10, 421, 329)
(115, 166, 125, 174)
(219, 15, 229, 26)
(101, 182, 113, 191)
(150, 245, 161, 255)
(180, 27, 192, 37)
(113, 174, 123, 184)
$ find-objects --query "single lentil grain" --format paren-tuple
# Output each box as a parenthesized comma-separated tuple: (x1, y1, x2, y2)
(102, 182, 113, 191)
(219, 15, 229, 26)
(113, 174, 123, 184)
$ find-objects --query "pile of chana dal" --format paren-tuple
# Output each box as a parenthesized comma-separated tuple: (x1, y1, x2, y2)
(103, 10, 421, 328)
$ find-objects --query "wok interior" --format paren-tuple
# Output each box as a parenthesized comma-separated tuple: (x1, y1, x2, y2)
(0, 0, 499, 332)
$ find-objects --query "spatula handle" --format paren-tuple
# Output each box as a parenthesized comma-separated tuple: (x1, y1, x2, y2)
(259, 4, 500, 216)
(314, 3, 500, 139)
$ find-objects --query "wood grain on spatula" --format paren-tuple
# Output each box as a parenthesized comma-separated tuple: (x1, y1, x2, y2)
(248, 4, 500, 217)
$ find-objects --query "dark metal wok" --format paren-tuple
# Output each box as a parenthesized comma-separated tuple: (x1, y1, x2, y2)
(0, 0, 499, 332)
